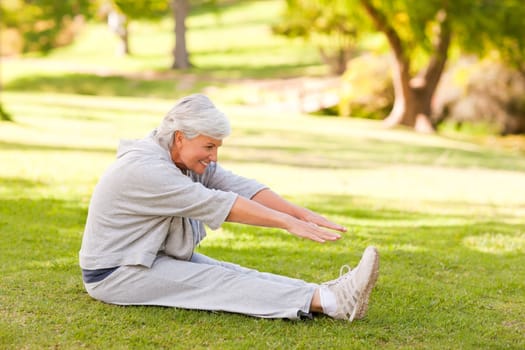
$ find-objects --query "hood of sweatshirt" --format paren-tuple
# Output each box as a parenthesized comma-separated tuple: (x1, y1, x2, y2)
(116, 131, 171, 162)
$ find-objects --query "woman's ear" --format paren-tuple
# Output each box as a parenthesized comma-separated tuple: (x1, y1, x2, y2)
(174, 131, 184, 147)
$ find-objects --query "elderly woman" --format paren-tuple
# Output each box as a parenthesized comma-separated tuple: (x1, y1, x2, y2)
(79, 94, 379, 321)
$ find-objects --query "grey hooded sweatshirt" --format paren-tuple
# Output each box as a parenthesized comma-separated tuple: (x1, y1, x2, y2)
(79, 134, 266, 270)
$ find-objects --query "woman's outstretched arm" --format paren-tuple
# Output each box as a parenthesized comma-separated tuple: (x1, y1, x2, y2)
(226, 193, 343, 243)
(250, 189, 347, 233)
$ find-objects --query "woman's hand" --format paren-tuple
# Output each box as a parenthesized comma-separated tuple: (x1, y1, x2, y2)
(251, 189, 347, 233)
(283, 216, 342, 243)
(227, 196, 344, 243)
(294, 207, 347, 233)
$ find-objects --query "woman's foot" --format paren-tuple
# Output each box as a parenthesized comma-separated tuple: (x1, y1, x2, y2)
(321, 246, 379, 321)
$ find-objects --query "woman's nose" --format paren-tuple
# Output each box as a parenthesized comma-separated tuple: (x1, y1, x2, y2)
(209, 149, 218, 162)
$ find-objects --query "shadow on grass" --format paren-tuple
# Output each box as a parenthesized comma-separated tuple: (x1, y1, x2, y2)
(5, 73, 194, 99)
(4, 61, 318, 99)
(224, 129, 525, 172)
(0, 176, 47, 189)
(193, 61, 321, 79)
(0, 140, 115, 154)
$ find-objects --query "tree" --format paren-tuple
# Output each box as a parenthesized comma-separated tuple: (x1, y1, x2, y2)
(97, 0, 195, 68)
(0, 0, 92, 122)
(169, 0, 218, 70)
(478, 0, 525, 75)
(171, 0, 191, 69)
(101, 0, 217, 69)
(360, 0, 525, 132)
(1, 0, 92, 53)
(99, 0, 169, 56)
(281, 0, 525, 132)
(99, 2, 131, 56)
(358, 0, 450, 132)
(273, 0, 368, 75)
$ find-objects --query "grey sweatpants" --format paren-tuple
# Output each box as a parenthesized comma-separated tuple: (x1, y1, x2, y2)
(83, 253, 318, 319)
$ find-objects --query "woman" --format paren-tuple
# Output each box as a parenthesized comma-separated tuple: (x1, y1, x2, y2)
(79, 94, 379, 321)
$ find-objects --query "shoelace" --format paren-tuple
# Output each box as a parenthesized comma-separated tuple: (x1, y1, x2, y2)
(339, 264, 352, 277)
(331, 264, 359, 319)
(325, 264, 354, 287)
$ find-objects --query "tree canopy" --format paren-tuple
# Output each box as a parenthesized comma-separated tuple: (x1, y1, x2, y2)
(1, 0, 93, 121)
(1, 0, 93, 53)
(358, 0, 525, 73)
(359, 0, 525, 131)
(273, 0, 369, 74)
(278, 0, 525, 132)
(112, 0, 169, 20)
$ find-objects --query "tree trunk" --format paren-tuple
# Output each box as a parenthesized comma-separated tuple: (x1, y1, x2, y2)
(360, 0, 451, 133)
(171, 0, 191, 70)
(385, 12, 450, 133)
(108, 10, 130, 56)
(384, 63, 436, 133)
(116, 24, 130, 56)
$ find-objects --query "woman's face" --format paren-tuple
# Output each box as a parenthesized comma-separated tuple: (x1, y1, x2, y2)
(171, 132, 222, 174)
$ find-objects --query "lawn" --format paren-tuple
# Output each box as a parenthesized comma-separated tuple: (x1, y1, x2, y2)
(1, 0, 525, 349)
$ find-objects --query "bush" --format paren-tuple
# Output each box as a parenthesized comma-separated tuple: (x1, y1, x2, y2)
(435, 59, 525, 135)
(338, 54, 393, 119)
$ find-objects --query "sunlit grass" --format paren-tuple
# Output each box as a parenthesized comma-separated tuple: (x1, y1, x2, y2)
(463, 232, 525, 254)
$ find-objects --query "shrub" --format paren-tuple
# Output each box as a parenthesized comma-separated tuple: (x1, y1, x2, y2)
(435, 59, 525, 135)
(338, 54, 393, 119)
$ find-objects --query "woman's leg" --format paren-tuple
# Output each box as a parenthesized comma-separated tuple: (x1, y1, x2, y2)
(84, 255, 317, 320)
(190, 252, 319, 289)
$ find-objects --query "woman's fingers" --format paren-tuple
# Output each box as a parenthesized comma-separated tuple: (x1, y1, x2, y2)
(319, 220, 347, 232)
(290, 221, 342, 243)
(300, 210, 347, 233)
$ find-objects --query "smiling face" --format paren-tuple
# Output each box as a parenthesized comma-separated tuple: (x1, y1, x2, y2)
(170, 131, 223, 174)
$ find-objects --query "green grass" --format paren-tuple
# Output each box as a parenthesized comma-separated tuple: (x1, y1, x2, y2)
(1, 0, 525, 348)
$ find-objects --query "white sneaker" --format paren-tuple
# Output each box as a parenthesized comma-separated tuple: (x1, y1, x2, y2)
(321, 246, 379, 321)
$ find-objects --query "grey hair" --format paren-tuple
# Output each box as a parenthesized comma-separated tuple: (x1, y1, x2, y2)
(154, 94, 231, 151)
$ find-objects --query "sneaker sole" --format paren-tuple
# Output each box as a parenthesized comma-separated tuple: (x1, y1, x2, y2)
(350, 246, 380, 321)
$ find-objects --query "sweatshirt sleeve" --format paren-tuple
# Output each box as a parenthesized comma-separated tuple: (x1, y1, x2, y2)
(204, 163, 268, 199)
(114, 160, 238, 230)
